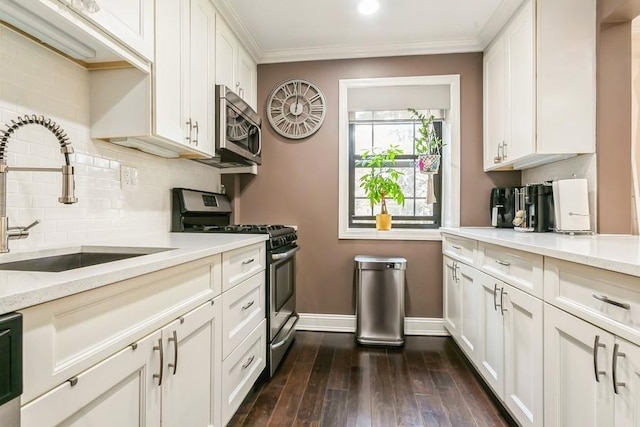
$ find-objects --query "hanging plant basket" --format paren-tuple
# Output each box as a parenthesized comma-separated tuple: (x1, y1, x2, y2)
(417, 154, 441, 174)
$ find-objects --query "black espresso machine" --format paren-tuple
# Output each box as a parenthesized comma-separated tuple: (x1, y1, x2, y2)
(491, 184, 554, 232)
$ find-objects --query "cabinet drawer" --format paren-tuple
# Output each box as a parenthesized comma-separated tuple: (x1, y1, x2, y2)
(222, 320, 266, 426)
(544, 258, 640, 345)
(19, 255, 221, 404)
(222, 273, 265, 359)
(478, 242, 543, 298)
(442, 234, 476, 264)
(222, 242, 266, 292)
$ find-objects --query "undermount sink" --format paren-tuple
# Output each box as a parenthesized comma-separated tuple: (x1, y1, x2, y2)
(0, 246, 174, 272)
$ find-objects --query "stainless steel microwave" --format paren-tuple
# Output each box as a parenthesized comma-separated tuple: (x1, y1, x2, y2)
(213, 85, 261, 166)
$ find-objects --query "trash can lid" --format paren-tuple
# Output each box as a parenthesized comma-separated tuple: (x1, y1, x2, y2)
(354, 255, 407, 270)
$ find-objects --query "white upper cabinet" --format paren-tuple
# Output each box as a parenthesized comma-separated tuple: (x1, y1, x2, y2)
(89, 0, 216, 158)
(483, 0, 596, 171)
(0, 0, 152, 70)
(215, 15, 257, 110)
(66, 0, 154, 62)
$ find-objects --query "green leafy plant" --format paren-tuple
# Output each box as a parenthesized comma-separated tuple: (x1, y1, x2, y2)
(408, 108, 445, 155)
(358, 145, 405, 215)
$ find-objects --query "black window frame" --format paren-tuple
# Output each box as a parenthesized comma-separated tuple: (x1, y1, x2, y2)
(348, 113, 443, 229)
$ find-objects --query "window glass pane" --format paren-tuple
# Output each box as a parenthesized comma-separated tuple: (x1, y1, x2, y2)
(354, 124, 372, 154)
(415, 172, 428, 198)
(415, 199, 435, 216)
(372, 124, 413, 152)
(354, 168, 369, 198)
(354, 198, 373, 216)
(396, 167, 415, 196)
(386, 199, 415, 216)
(373, 110, 412, 120)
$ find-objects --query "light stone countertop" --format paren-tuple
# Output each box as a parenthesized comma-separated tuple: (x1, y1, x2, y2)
(440, 227, 640, 278)
(0, 233, 268, 315)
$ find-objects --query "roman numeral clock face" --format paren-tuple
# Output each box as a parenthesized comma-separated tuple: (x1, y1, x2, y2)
(267, 79, 326, 139)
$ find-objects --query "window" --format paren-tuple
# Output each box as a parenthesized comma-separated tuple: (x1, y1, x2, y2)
(338, 75, 461, 241)
(349, 110, 443, 228)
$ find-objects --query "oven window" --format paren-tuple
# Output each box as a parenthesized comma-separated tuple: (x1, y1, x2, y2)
(274, 258, 294, 311)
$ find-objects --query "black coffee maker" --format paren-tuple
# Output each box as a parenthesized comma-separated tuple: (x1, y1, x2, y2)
(490, 187, 517, 228)
(514, 183, 555, 232)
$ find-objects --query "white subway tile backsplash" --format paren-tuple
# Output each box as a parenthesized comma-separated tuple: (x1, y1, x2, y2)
(0, 26, 221, 251)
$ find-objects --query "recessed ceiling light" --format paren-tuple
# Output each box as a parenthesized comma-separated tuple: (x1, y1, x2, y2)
(358, 0, 380, 15)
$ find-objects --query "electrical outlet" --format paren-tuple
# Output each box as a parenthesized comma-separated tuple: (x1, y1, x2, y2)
(120, 166, 138, 189)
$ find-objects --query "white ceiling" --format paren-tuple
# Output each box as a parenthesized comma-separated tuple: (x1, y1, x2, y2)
(211, 0, 525, 63)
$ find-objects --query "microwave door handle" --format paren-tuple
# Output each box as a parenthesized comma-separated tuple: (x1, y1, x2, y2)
(255, 125, 262, 157)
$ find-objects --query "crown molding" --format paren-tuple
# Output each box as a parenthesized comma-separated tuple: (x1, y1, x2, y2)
(259, 39, 483, 64)
(477, 0, 526, 49)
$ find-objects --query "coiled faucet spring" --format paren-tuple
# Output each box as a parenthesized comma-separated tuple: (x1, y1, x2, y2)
(0, 114, 78, 252)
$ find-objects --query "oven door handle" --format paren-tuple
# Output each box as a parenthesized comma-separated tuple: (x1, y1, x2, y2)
(271, 246, 300, 261)
(271, 313, 300, 349)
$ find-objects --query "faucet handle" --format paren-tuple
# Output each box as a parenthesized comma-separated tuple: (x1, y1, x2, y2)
(23, 219, 41, 232)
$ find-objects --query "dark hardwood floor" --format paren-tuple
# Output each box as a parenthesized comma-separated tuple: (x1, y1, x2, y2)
(229, 332, 512, 427)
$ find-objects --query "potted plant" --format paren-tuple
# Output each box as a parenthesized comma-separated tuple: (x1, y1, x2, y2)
(358, 145, 405, 230)
(409, 108, 445, 204)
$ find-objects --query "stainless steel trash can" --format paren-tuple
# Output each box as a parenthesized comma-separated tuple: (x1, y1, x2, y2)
(354, 255, 406, 346)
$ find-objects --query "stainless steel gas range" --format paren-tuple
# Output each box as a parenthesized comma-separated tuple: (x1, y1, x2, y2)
(171, 188, 299, 377)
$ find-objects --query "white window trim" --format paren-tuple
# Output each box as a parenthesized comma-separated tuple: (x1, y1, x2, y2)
(338, 75, 461, 241)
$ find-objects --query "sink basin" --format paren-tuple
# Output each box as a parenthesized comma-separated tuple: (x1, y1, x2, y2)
(0, 247, 174, 272)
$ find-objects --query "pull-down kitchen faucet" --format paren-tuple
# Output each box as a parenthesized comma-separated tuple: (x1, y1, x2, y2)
(0, 114, 78, 253)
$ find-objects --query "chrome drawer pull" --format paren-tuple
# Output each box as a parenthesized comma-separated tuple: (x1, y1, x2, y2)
(242, 258, 255, 266)
(593, 335, 606, 382)
(153, 338, 164, 386)
(451, 245, 462, 250)
(168, 330, 178, 376)
(495, 259, 511, 267)
(592, 293, 631, 310)
(241, 300, 255, 310)
(242, 355, 255, 370)
(613, 343, 626, 394)
(493, 284, 500, 312)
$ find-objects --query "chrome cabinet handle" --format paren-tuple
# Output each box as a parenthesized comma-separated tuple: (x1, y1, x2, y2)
(168, 330, 178, 376)
(494, 143, 502, 164)
(593, 335, 607, 382)
(242, 355, 255, 370)
(451, 261, 458, 282)
(451, 244, 462, 250)
(493, 284, 501, 312)
(495, 259, 511, 267)
(241, 300, 255, 311)
(612, 343, 626, 394)
(193, 121, 199, 146)
(499, 288, 508, 316)
(502, 141, 508, 160)
(239, 87, 245, 98)
(153, 338, 164, 386)
(592, 293, 631, 310)
(185, 118, 192, 144)
(242, 258, 255, 266)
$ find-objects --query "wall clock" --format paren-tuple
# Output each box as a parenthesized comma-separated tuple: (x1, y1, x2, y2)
(266, 79, 326, 139)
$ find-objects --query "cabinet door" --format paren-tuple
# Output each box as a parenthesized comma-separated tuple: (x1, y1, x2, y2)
(76, 0, 154, 61)
(503, 283, 543, 427)
(544, 304, 615, 427)
(21, 331, 162, 427)
(162, 299, 222, 427)
(154, 0, 187, 145)
(483, 37, 506, 170)
(188, 0, 216, 156)
(615, 338, 640, 427)
(477, 272, 505, 397)
(237, 46, 256, 108)
(457, 262, 480, 360)
(443, 256, 461, 339)
(215, 15, 236, 91)
(505, 0, 535, 163)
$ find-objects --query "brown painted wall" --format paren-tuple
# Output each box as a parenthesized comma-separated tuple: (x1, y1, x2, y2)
(234, 54, 520, 317)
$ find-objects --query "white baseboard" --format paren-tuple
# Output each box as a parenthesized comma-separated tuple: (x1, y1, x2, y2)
(296, 313, 450, 336)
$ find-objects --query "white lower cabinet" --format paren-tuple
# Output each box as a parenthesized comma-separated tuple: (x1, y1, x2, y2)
(443, 256, 461, 340)
(22, 299, 222, 427)
(458, 262, 480, 359)
(22, 329, 162, 426)
(545, 303, 640, 427)
(475, 271, 543, 427)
